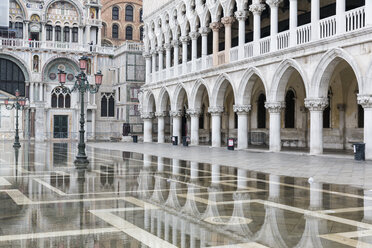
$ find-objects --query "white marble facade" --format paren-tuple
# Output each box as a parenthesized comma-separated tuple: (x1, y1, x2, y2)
(141, 0, 372, 158)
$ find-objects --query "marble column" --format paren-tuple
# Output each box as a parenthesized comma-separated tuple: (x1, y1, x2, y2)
(336, 0, 346, 35)
(199, 27, 210, 69)
(85, 25, 91, 43)
(24, 21, 29, 40)
(209, 22, 223, 66)
(337, 104, 346, 150)
(156, 112, 166, 143)
(249, 1, 266, 55)
(158, 46, 164, 71)
(209, 107, 224, 147)
(311, 0, 320, 40)
(234, 105, 252, 150)
(235, 11, 248, 60)
(265, 102, 285, 152)
(144, 52, 152, 83)
(189, 31, 200, 71)
(97, 27, 102, 46)
(180, 35, 189, 74)
(187, 109, 201, 146)
(289, 0, 298, 46)
(41, 23, 46, 42)
(142, 113, 154, 143)
(358, 95, 372, 160)
(39, 83, 43, 101)
(267, 0, 283, 52)
(305, 98, 328, 155)
(170, 111, 182, 145)
(151, 49, 157, 73)
(52, 26, 56, 42)
(172, 40, 180, 74)
(165, 43, 171, 70)
(221, 16, 235, 63)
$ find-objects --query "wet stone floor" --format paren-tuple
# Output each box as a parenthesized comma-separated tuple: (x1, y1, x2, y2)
(0, 142, 371, 247)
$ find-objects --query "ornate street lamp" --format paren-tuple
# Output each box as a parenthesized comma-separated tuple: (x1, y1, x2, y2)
(4, 89, 27, 148)
(58, 56, 103, 166)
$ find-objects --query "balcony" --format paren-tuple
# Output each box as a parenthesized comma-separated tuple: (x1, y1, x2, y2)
(148, 6, 367, 84)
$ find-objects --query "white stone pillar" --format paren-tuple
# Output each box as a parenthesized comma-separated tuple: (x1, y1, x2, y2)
(358, 96, 372, 160)
(156, 112, 166, 143)
(209, 107, 224, 147)
(78, 27, 83, 44)
(41, 23, 46, 42)
(158, 46, 164, 71)
(172, 40, 180, 74)
(142, 113, 154, 143)
(199, 27, 210, 69)
(265, 102, 285, 152)
(249, 2, 265, 55)
(24, 21, 29, 40)
(189, 31, 199, 71)
(309, 182, 323, 209)
(170, 111, 182, 145)
(367, 1, 372, 26)
(221, 16, 235, 63)
(305, 98, 328, 155)
(209, 22, 223, 66)
(267, 0, 282, 51)
(52, 25, 56, 42)
(336, 0, 346, 35)
(165, 43, 171, 69)
(187, 109, 201, 146)
(144, 53, 152, 83)
(180, 36, 189, 74)
(69, 28, 72, 43)
(211, 164, 220, 184)
(237, 169, 247, 189)
(234, 105, 251, 150)
(85, 25, 91, 44)
(311, 0, 320, 41)
(151, 50, 157, 73)
(289, 0, 298, 47)
(190, 161, 198, 179)
(97, 27, 102, 46)
(39, 83, 43, 101)
(235, 11, 248, 60)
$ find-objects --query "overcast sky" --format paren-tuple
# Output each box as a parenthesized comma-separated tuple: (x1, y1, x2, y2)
(0, 1, 9, 27)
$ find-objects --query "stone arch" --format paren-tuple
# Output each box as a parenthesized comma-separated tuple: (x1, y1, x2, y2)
(10, 0, 27, 20)
(44, 0, 84, 24)
(41, 56, 79, 81)
(0, 53, 30, 82)
(237, 67, 267, 105)
(211, 73, 237, 107)
(157, 87, 171, 113)
(312, 48, 363, 98)
(190, 78, 211, 109)
(363, 58, 372, 95)
(143, 90, 156, 113)
(172, 83, 189, 111)
(269, 59, 309, 102)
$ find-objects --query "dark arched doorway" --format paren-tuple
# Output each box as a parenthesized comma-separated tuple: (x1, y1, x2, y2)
(0, 58, 26, 96)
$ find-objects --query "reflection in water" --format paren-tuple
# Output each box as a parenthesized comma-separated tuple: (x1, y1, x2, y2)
(0, 142, 370, 247)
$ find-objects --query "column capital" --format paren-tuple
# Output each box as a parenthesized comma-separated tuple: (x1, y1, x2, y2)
(186, 108, 202, 117)
(209, 22, 224, 32)
(172, 40, 181, 47)
(199, 27, 211, 36)
(164, 43, 172, 50)
(141, 112, 154, 119)
(266, 0, 283, 8)
(169, 110, 183, 117)
(208, 106, 224, 115)
(179, 35, 190, 44)
(249, 3, 266, 15)
(221, 16, 235, 26)
(233, 105, 252, 114)
(157, 46, 164, 53)
(358, 95, 372, 108)
(265, 102, 285, 113)
(189, 31, 200, 40)
(155, 112, 167, 117)
(235, 10, 249, 21)
(143, 52, 152, 59)
(304, 98, 328, 111)
(150, 49, 157, 55)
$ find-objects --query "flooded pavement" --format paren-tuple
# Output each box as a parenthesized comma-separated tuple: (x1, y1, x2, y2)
(0, 142, 370, 248)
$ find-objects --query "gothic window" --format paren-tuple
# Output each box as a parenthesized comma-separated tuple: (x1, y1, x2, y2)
(285, 90, 296, 128)
(51, 87, 71, 108)
(140, 26, 144, 41)
(46, 25, 53, 41)
(101, 93, 115, 117)
(140, 9, 143, 22)
(72, 27, 78, 42)
(63, 27, 70, 42)
(323, 90, 332, 128)
(257, 94, 266, 128)
(358, 105, 364, 128)
(125, 5, 134, 21)
(55, 26, 61, 41)
(112, 24, 119, 39)
(126, 26, 133, 40)
(0, 58, 25, 96)
(112, 7, 119, 20)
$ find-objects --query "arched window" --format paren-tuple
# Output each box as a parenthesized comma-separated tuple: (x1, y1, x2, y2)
(65, 94, 71, 108)
(285, 90, 295, 128)
(109, 95, 115, 116)
(323, 90, 332, 128)
(358, 105, 364, 128)
(46, 25, 53, 41)
(0, 58, 25, 96)
(125, 5, 134, 21)
(101, 93, 115, 117)
(101, 95, 107, 117)
(51, 87, 71, 108)
(125, 26, 133, 40)
(112, 6, 119, 20)
(51, 94, 57, 108)
(257, 94, 266, 128)
(63, 27, 70, 42)
(55, 26, 61, 41)
(72, 27, 78, 42)
(112, 24, 119, 39)
(58, 94, 64, 108)
(140, 26, 144, 41)
(140, 9, 143, 22)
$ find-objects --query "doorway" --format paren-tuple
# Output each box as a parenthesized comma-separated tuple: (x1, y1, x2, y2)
(54, 115, 68, 138)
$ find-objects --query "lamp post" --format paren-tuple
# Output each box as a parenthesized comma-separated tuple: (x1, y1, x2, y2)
(4, 89, 27, 148)
(58, 56, 103, 166)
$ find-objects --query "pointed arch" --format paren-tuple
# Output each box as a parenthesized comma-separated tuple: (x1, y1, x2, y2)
(172, 83, 189, 111)
(237, 67, 267, 105)
(211, 73, 237, 107)
(311, 48, 363, 98)
(269, 59, 309, 102)
(157, 87, 171, 113)
(190, 78, 211, 109)
(143, 90, 156, 113)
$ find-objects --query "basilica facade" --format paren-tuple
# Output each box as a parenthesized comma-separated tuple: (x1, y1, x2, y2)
(141, 0, 372, 158)
(0, 0, 144, 142)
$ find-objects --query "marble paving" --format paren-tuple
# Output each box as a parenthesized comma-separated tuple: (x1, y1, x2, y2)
(0, 142, 372, 247)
